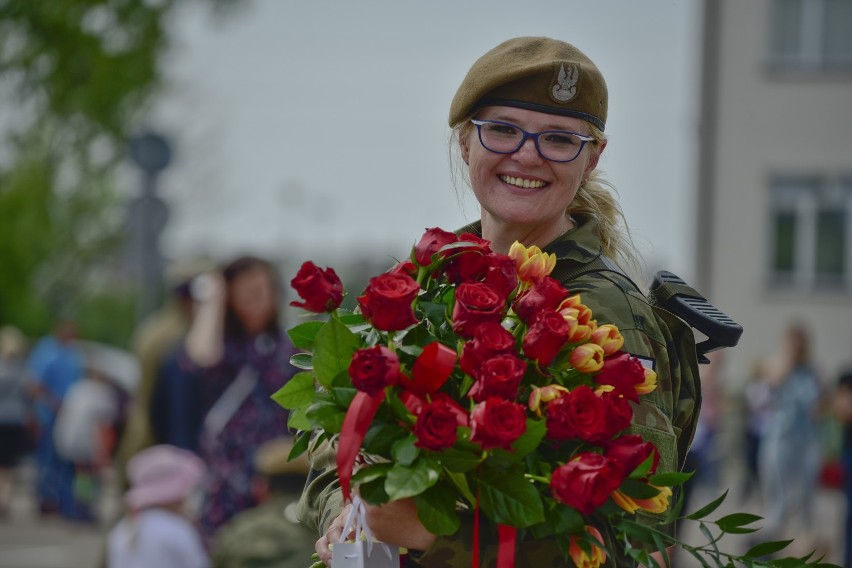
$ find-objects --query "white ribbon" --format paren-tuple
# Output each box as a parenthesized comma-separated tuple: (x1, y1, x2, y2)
(337, 495, 394, 560)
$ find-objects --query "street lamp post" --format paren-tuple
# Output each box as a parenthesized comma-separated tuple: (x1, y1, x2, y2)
(127, 132, 172, 324)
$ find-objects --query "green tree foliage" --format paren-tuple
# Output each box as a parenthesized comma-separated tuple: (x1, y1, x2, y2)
(0, 0, 237, 345)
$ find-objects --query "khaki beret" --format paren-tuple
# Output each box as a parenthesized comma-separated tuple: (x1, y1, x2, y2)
(449, 37, 608, 131)
(254, 437, 310, 477)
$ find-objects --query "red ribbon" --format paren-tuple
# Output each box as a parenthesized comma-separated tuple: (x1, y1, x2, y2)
(337, 390, 384, 502)
(402, 342, 456, 396)
(497, 524, 517, 568)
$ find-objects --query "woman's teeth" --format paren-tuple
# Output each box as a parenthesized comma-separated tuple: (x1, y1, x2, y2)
(499, 175, 546, 189)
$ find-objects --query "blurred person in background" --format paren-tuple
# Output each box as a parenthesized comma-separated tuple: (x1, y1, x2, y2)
(107, 444, 209, 568)
(758, 322, 825, 541)
(52, 365, 121, 523)
(211, 436, 316, 568)
(833, 363, 852, 568)
(741, 358, 773, 499)
(117, 257, 215, 485)
(182, 255, 297, 542)
(24, 319, 85, 518)
(0, 325, 31, 517)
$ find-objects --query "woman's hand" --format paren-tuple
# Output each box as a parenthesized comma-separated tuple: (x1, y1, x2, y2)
(315, 504, 353, 566)
(364, 497, 437, 552)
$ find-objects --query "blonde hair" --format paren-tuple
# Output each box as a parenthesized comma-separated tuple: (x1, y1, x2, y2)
(449, 120, 644, 284)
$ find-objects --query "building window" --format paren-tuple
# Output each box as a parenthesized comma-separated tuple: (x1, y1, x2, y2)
(769, 176, 852, 289)
(769, 0, 852, 70)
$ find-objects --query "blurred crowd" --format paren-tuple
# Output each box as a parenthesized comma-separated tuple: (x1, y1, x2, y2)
(3, 254, 852, 566)
(0, 254, 316, 568)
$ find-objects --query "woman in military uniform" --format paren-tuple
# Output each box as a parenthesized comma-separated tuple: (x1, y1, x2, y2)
(300, 36, 701, 567)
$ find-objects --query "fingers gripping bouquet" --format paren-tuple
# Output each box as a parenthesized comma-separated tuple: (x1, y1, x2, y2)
(278, 229, 837, 568)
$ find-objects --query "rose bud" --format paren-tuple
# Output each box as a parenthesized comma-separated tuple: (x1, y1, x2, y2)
(512, 277, 569, 324)
(470, 398, 526, 450)
(593, 351, 645, 402)
(523, 310, 570, 368)
(605, 434, 660, 477)
(413, 227, 458, 267)
(483, 253, 519, 298)
(550, 453, 624, 515)
(569, 343, 605, 374)
(443, 232, 491, 283)
(348, 345, 400, 396)
(568, 526, 607, 568)
(600, 391, 633, 437)
(451, 282, 506, 339)
(289, 261, 344, 313)
(460, 322, 516, 377)
(467, 353, 526, 402)
(357, 272, 420, 332)
(528, 384, 569, 417)
(390, 260, 418, 277)
(589, 324, 624, 356)
(413, 395, 468, 451)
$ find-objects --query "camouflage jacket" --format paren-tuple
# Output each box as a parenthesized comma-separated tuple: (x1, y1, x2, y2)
(297, 215, 701, 567)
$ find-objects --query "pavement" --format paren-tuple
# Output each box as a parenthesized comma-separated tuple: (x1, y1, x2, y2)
(0, 459, 846, 567)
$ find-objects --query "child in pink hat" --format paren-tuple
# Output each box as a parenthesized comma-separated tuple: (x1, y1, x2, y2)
(107, 445, 209, 568)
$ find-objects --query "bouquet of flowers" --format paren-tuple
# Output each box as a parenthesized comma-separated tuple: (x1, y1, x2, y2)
(276, 228, 836, 568)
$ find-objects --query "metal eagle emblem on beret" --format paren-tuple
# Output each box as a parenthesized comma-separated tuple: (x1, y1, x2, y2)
(551, 63, 579, 102)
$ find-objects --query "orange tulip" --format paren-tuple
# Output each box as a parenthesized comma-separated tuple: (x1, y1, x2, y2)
(635, 367, 658, 395)
(528, 384, 569, 416)
(569, 343, 605, 374)
(589, 324, 624, 356)
(508, 241, 557, 284)
(612, 485, 672, 514)
(568, 526, 607, 568)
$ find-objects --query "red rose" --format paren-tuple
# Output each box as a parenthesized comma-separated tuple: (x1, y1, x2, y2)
(594, 351, 646, 403)
(483, 253, 519, 298)
(414, 395, 468, 450)
(512, 276, 569, 324)
(522, 310, 570, 367)
(550, 453, 624, 515)
(357, 273, 420, 331)
(546, 386, 609, 443)
(605, 434, 660, 477)
(467, 353, 527, 402)
(452, 282, 506, 338)
(600, 390, 633, 436)
(414, 227, 458, 267)
(443, 232, 491, 283)
(470, 398, 526, 450)
(348, 346, 400, 395)
(460, 322, 516, 376)
(289, 261, 344, 313)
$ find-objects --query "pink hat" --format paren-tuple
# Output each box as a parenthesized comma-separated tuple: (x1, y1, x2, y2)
(125, 445, 206, 510)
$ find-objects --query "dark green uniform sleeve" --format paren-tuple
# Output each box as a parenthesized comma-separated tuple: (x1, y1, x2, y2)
(296, 435, 345, 536)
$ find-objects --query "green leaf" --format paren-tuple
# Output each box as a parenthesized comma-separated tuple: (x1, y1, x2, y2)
(271, 371, 315, 410)
(415, 483, 461, 536)
(287, 408, 311, 431)
(648, 471, 692, 487)
(432, 447, 482, 472)
(686, 489, 728, 520)
(385, 459, 441, 500)
(743, 539, 793, 558)
(714, 512, 762, 533)
(444, 469, 476, 506)
(331, 387, 358, 408)
(305, 400, 346, 432)
(313, 317, 360, 388)
(531, 502, 583, 539)
(358, 477, 390, 505)
(619, 478, 664, 500)
(351, 463, 393, 485)
(363, 423, 407, 456)
(629, 453, 657, 480)
(392, 435, 420, 466)
(287, 430, 311, 461)
(287, 321, 325, 351)
(290, 352, 314, 370)
(477, 466, 545, 527)
(510, 419, 546, 458)
(337, 311, 365, 326)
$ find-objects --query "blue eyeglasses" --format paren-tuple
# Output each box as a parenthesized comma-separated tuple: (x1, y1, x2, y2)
(470, 119, 595, 163)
